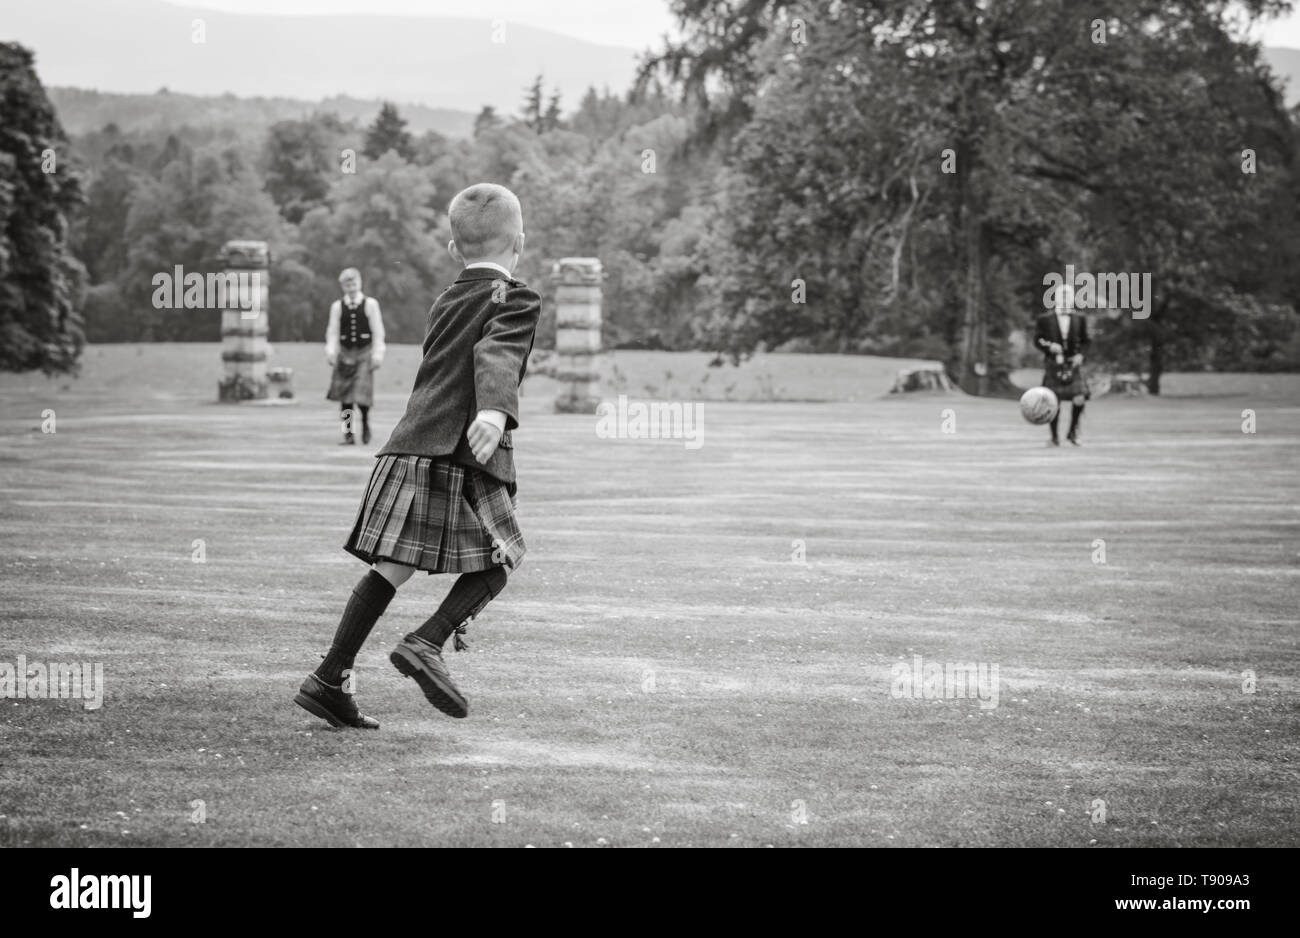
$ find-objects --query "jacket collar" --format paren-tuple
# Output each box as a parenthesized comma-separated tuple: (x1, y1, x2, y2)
(457, 266, 514, 283)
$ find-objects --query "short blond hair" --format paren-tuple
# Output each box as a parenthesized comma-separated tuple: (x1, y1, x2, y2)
(448, 184, 523, 260)
(338, 268, 361, 283)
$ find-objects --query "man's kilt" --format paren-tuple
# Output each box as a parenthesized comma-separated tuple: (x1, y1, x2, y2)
(343, 454, 525, 574)
(326, 346, 374, 407)
(1043, 359, 1090, 405)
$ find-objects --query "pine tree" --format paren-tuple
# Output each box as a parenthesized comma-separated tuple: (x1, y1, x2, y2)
(521, 75, 544, 133)
(473, 105, 502, 139)
(363, 102, 415, 161)
(543, 88, 563, 133)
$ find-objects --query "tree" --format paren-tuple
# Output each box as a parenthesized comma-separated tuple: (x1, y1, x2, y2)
(473, 105, 502, 139)
(0, 43, 86, 374)
(521, 75, 545, 133)
(363, 102, 415, 161)
(263, 114, 347, 224)
(519, 75, 564, 134)
(72, 154, 137, 285)
(571, 86, 618, 138)
(410, 129, 470, 217)
(642, 0, 1299, 392)
(515, 113, 699, 348)
(116, 141, 289, 341)
(544, 90, 563, 133)
(571, 82, 684, 140)
(467, 121, 548, 190)
(299, 151, 446, 343)
(1077, 19, 1298, 392)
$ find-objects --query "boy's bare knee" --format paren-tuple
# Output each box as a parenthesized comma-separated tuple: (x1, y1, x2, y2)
(373, 561, 415, 588)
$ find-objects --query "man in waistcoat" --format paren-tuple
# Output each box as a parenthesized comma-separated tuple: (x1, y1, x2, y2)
(326, 268, 386, 445)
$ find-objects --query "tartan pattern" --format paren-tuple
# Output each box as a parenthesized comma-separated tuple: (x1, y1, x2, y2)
(1042, 361, 1090, 400)
(344, 455, 525, 574)
(327, 346, 375, 407)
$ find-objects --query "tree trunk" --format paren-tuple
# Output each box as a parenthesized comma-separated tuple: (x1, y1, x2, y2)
(1147, 296, 1169, 395)
(1148, 334, 1163, 395)
(954, 142, 987, 396)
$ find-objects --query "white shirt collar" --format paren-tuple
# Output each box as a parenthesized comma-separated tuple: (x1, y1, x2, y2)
(465, 261, 512, 279)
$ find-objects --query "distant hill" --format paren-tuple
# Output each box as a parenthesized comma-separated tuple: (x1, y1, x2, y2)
(5, 0, 643, 116)
(47, 87, 476, 139)
(1262, 47, 1300, 107)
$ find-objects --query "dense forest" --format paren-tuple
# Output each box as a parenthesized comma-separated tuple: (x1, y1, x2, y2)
(5, 0, 1300, 392)
(67, 81, 701, 355)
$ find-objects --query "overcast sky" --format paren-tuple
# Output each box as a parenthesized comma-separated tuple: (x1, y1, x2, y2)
(1251, 7, 1300, 48)
(170, 1, 1300, 50)
(172, 0, 681, 49)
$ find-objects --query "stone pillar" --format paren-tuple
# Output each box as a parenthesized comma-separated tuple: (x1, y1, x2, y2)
(551, 257, 603, 414)
(217, 240, 270, 402)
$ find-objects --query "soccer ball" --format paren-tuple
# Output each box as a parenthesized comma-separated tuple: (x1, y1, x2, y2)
(1019, 387, 1059, 425)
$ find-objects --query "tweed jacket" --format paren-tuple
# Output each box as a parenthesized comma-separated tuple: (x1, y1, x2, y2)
(1033, 310, 1090, 361)
(377, 268, 541, 485)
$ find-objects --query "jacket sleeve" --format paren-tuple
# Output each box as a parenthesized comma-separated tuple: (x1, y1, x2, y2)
(1032, 314, 1054, 354)
(366, 297, 386, 364)
(473, 283, 541, 432)
(325, 301, 341, 359)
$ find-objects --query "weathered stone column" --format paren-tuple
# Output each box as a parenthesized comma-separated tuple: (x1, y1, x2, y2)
(217, 240, 269, 402)
(551, 257, 602, 414)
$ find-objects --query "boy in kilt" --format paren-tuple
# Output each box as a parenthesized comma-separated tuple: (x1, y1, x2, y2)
(295, 184, 540, 727)
(1033, 282, 1091, 446)
(325, 268, 386, 445)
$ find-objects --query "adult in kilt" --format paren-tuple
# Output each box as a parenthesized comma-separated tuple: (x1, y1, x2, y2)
(325, 268, 386, 444)
(1034, 283, 1091, 446)
(295, 184, 539, 729)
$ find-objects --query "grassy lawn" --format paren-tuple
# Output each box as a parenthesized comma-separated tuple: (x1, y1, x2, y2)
(0, 344, 1297, 847)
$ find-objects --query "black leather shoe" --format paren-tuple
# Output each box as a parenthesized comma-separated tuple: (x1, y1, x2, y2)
(1067, 432, 1081, 446)
(294, 673, 379, 729)
(339, 433, 356, 445)
(390, 634, 468, 718)
(1048, 437, 1060, 447)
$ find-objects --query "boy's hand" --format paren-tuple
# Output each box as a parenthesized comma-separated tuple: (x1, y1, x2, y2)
(1048, 342, 1063, 356)
(1070, 353, 1084, 367)
(467, 418, 503, 464)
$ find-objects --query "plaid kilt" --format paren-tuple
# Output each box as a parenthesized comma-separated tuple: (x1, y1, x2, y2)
(1042, 360, 1091, 402)
(326, 346, 374, 407)
(343, 454, 525, 573)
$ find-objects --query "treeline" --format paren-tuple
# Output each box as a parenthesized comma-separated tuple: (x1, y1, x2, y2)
(641, 0, 1300, 390)
(8, 2, 1300, 389)
(47, 87, 476, 139)
(68, 77, 705, 351)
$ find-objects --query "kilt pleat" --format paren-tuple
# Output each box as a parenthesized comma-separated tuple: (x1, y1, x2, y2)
(1042, 362, 1090, 400)
(326, 347, 374, 406)
(344, 454, 525, 574)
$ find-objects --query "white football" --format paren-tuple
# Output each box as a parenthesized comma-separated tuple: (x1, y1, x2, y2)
(1019, 387, 1059, 425)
